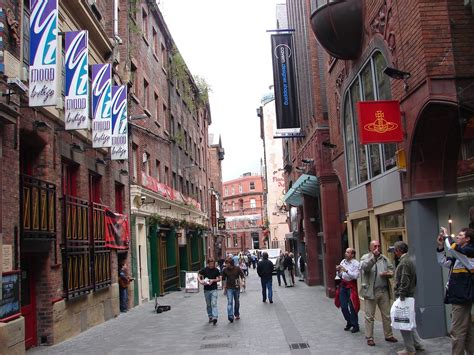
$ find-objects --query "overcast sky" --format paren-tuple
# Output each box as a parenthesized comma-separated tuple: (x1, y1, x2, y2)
(159, 0, 283, 181)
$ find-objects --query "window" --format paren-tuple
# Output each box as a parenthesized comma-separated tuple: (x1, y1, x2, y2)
(250, 199, 256, 209)
(239, 199, 244, 210)
(231, 186, 235, 195)
(156, 160, 161, 181)
(131, 62, 138, 96)
(239, 184, 243, 193)
(22, 2, 30, 71)
(143, 79, 149, 108)
(343, 51, 395, 188)
(249, 182, 255, 190)
(154, 92, 159, 124)
(172, 172, 177, 190)
(141, 8, 148, 41)
(164, 166, 169, 185)
(143, 152, 150, 175)
(169, 113, 174, 136)
(232, 201, 235, 211)
(89, 173, 101, 203)
(152, 27, 158, 57)
(225, 187, 228, 196)
(161, 43, 167, 70)
(115, 183, 124, 214)
(132, 144, 138, 181)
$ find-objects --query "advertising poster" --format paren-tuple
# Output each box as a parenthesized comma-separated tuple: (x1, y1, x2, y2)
(65, 31, 89, 130)
(111, 86, 128, 160)
(29, 0, 59, 107)
(91, 64, 112, 148)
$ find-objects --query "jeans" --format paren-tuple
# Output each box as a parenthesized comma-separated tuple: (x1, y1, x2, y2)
(276, 269, 287, 286)
(204, 289, 218, 319)
(400, 328, 424, 352)
(339, 286, 358, 327)
(226, 288, 240, 319)
(261, 277, 273, 302)
(119, 287, 128, 312)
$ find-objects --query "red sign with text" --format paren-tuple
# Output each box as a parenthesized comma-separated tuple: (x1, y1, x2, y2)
(357, 100, 403, 144)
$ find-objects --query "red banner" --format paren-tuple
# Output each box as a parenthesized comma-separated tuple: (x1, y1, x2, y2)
(357, 100, 403, 144)
(105, 209, 130, 249)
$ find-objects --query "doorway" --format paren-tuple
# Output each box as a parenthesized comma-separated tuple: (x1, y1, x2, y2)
(21, 255, 37, 349)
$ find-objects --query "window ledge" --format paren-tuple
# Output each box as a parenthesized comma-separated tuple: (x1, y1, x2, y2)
(142, 35, 150, 46)
(144, 108, 152, 117)
(163, 129, 170, 136)
(131, 93, 140, 104)
(161, 66, 167, 75)
(153, 52, 160, 63)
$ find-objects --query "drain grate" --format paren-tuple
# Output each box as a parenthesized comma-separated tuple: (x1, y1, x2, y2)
(289, 342, 310, 350)
(202, 334, 229, 340)
(200, 343, 232, 349)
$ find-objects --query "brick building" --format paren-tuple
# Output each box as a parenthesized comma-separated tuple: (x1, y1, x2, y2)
(223, 174, 265, 255)
(0, 0, 216, 352)
(281, 0, 474, 338)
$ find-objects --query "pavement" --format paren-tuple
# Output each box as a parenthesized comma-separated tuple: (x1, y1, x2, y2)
(28, 268, 451, 354)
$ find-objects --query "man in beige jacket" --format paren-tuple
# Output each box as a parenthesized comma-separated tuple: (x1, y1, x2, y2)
(360, 240, 398, 347)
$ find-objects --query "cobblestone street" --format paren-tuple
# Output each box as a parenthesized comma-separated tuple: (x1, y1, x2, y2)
(28, 269, 451, 354)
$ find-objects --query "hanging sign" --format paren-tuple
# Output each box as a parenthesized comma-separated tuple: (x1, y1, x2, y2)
(111, 86, 128, 160)
(270, 33, 303, 138)
(29, 0, 59, 107)
(65, 31, 89, 130)
(92, 64, 112, 148)
(357, 100, 403, 144)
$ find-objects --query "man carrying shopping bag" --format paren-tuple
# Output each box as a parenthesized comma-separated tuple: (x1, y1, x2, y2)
(392, 241, 425, 355)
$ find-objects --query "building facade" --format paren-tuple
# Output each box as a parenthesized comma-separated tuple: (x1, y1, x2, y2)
(223, 174, 265, 255)
(259, 90, 289, 251)
(282, 0, 474, 338)
(0, 0, 216, 352)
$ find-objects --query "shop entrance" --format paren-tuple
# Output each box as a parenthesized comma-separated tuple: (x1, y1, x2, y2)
(21, 256, 37, 349)
(380, 230, 405, 266)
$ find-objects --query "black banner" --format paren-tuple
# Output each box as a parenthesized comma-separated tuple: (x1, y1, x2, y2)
(271, 34, 301, 138)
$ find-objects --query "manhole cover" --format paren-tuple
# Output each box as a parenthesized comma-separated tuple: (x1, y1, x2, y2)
(289, 342, 310, 350)
(200, 343, 232, 349)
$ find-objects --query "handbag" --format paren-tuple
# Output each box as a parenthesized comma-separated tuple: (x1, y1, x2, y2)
(390, 297, 416, 331)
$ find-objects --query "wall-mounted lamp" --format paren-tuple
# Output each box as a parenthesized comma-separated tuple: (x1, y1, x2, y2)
(301, 158, 314, 164)
(383, 66, 411, 91)
(119, 168, 129, 176)
(129, 113, 148, 121)
(33, 120, 51, 132)
(181, 212, 191, 216)
(140, 196, 155, 206)
(96, 158, 107, 166)
(322, 141, 337, 149)
(70, 142, 86, 153)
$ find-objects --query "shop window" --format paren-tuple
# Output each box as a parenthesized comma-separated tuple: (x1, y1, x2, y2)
(343, 51, 395, 188)
(379, 212, 405, 229)
(354, 218, 371, 257)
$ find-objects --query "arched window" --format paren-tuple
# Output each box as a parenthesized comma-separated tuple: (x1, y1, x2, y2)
(343, 51, 397, 188)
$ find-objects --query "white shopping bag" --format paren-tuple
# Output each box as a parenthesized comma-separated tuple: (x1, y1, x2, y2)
(390, 297, 416, 331)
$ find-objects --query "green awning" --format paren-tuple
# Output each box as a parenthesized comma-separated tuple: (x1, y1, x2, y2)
(283, 174, 319, 206)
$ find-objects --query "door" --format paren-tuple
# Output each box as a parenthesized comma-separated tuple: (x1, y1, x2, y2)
(21, 256, 37, 349)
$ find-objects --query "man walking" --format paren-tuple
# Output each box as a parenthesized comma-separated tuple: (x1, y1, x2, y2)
(275, 252, 287, 287)
(257, 252, 274, 303)
(336, 248, 360, 333)
(198, 258, 221, 325)
(437, 227, 474, 355)
(221, 256, 245, 323)
(360, 240, 398, 346)
(393, 241, 424, 355)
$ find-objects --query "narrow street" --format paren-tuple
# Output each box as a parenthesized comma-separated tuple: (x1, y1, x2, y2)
(28, 269, 451, 355)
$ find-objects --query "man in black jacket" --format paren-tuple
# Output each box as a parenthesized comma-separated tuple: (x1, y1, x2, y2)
(257, 252, 274, 303)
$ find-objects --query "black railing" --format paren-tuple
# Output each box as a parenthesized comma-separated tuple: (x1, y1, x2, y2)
(63, 195, 93, 299)
(21, 174, 56, 240)
(92, 202, 111, 290)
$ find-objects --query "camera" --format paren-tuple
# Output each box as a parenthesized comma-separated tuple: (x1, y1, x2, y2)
(387, 246, 395, 253)
(140, 196, 146, 204)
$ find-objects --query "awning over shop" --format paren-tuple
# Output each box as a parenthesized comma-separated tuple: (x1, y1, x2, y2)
(283, 174, 319, 206)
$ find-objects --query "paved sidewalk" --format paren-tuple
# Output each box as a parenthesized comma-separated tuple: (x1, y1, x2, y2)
(29, 268, 451, 354)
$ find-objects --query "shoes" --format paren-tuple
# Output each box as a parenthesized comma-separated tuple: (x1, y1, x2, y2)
(397, 351, 415, 355)
(228, 317, 234, 323)
(212, 319, 217, 325)
(344, 324, 352, 331)
(367, 338, 375, 346)
(269, 300, 273, 303)
(385, 336, 398, 343)
(235, 316, 240, 320)
(351, 326, 360, 333)
(208, 318, 213, 323)
(415, 346, 425, 352)
(262, 300, 267, 303)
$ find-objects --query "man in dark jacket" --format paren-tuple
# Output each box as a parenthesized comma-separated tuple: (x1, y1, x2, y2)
(393, 241, 424, 355)
(437, 227, 474, 355)
(257, 252, 274, 303)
